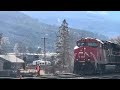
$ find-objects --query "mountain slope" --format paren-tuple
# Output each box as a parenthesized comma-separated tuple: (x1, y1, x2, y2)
(22, 11, 120, 38)
(0, 11, 108, 52)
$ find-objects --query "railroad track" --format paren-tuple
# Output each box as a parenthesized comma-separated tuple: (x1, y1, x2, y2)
(37, 73, 120, 79)
(81, 72, 120, 79)
(1, 73, 120, 79)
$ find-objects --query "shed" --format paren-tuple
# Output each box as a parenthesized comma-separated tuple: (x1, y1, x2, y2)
(0, 55, 24, 70)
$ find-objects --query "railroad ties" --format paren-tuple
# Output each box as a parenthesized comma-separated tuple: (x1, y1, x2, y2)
(1, 73, 120, 79)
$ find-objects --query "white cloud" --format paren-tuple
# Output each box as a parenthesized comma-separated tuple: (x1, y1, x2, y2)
(86, 11, 108, 15)
(57, 18, 61, 26)
(57, 18, 61, 23)
(86, 11, 96, 14)
(97, 11, 108, 15)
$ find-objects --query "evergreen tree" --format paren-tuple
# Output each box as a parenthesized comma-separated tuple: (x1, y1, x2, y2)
(56, 19, 71, 72)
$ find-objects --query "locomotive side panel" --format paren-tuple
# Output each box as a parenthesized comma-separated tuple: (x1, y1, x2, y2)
(103, 42, 120, 64)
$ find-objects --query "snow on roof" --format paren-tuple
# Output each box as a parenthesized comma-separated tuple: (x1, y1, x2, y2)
(108, 41, 112, 43)
(107, 41, 115, 44)
(33, 60, 45, 63)
(84, 37, 94, 39)
(83, 37, 104, 44)
(95, 39, 104, 44)
(0, 55, 24, 63)
(7, 53, 58, 57)
(74, 46, 79, 49)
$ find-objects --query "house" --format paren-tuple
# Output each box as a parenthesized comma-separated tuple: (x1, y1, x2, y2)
(0, 55, 24, 71)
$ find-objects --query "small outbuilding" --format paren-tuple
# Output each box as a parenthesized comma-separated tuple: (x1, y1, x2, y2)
(0, 55, 24, 71)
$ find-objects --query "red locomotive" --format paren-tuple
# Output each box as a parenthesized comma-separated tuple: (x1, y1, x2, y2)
(73, 37, 120, 74)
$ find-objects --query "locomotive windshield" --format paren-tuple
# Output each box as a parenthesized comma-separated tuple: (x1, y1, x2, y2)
(77, 42, 87, 47)
(79, 42, 86, 46)
(77, 41, 98, 47)
(88, 42, 98, 47)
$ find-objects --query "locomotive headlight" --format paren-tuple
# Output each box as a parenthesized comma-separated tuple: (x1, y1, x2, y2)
(88, 59, 90, 61)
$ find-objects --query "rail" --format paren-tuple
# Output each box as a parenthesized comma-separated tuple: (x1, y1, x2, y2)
(0, 72, 120, 79)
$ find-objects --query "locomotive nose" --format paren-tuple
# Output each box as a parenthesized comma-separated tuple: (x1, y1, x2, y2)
(79, 47, 91, 60)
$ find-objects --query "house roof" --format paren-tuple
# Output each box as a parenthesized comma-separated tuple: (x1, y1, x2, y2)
(0, 55, 24, 63)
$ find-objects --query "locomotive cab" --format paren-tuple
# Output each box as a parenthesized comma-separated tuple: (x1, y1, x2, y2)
(75, 38, 101, 61)
(74, 38, 120, 75)
(73, 38, 106, 74)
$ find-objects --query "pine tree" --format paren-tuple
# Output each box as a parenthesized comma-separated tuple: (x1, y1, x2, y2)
(56, 19, 71, 72)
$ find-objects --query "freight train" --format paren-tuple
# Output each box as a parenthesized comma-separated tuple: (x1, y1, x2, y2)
(73, 37, 120, 74)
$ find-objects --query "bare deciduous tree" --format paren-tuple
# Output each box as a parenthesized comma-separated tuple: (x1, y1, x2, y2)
(110, 36, 120, 44)
(0, 33, 10, 54)
(14, 43, 19, 55)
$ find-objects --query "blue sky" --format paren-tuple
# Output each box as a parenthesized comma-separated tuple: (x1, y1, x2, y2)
(85, 11, 120, 21)
(105, 11, 120, 21)
(21, 11, 120, 38)
(21, 11, 120, 22)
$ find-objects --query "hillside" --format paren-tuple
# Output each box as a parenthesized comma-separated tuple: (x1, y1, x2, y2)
(0, 11, 108, 52)
(22, 11, 120, 38)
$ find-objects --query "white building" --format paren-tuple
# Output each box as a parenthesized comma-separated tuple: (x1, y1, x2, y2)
(32, 60, 51, 66)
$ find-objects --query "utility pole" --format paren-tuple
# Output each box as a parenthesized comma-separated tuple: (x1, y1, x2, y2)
(0, 33, 3, 54)
(0, 33, 2, 45)
(41, 37, 47, 61)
